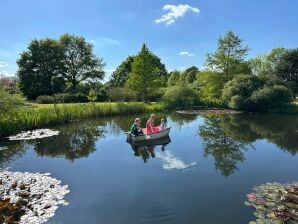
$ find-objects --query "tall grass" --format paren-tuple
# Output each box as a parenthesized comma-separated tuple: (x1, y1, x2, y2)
(270, 103, 298, 114)
(0, 102, 164, 137)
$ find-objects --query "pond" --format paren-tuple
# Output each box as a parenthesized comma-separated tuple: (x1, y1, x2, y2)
(1, 113, 298, 223)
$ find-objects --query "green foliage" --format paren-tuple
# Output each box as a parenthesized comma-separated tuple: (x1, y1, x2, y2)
(222, 74, 293, 111)
(197, 71, 226, 107)
(107, 87, 137, 102)
(0, 87, 25, 113)
(162, 86, 198, 109)
(110, 56, 134, 87)
(275, 48, 298, 93)
(125, 44, 167, 101)
(17, 38, 65, 99)
(206, 31, 249, 78)
(60, 34, 105, 92)
(36, 95, 55, 104)
(36, 94, 88, 104)
(87, 89, 97, 102)
(167, 70, 181, 86)
(179, 66, 199, 85)
(0, 102, 164, 137)
(249, 48, 287, 76)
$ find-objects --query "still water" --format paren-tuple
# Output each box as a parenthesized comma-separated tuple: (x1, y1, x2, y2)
(1, 113, 298, 223)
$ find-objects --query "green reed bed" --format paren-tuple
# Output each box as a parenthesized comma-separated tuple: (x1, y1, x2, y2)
(0, 102, 164, 138)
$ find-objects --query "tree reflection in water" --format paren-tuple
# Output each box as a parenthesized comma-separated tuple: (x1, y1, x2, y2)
(199, 114, 298, 177)
(32, 121, 106, 161)
(0, 141, 27, 169)
(199, 115, 249, 177)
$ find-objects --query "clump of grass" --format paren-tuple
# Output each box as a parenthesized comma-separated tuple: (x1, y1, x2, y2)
(270, 103, 298, 114)
(0, 102, 164, 137)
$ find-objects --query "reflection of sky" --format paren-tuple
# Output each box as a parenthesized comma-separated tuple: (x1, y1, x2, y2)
(156, 151, 197, 170)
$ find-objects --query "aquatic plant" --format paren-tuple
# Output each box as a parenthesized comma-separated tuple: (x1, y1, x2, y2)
(245, 182, 298, 223)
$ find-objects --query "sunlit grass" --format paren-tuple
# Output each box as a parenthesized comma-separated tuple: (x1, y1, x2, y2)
(0, 102, 164, 137)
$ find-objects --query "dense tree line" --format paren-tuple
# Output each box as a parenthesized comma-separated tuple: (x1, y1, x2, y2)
(6, 31, 298, 112)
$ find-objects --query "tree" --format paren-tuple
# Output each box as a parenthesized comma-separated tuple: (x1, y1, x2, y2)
(206, 31, 249, 79)
(125, 44, 167, 101)
(180, 66, 199, 85)
(167, 70, 181, 86)
(276, 48, 298, 93)
(87, 89, 97, 103)
(197, 71, 226, 106)
(60, 34, 105, 92)
(249, 48, 288, 76)
(110, 56, 134, 87)
(17, 38, 65, 99)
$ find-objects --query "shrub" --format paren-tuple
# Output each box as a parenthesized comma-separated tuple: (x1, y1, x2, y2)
(162, 86, 198, 109)
(36, 95, 55, 104)
(0, 87, 25, 113)
(107, 87, 137, 102)
(222, 74, 293, 111)
(36, 94, 89, 104)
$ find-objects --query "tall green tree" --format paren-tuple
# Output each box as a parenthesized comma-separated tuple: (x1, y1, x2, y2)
(17, 38, 65, 99)
(167, 70, 181, 86)
(276, 48, 298, 93)
(206, 31, 249, 78)
(180, 66, 199, 85)
(125, 44, 167, 101)
(60, 34, 105, 92)
(110, 56, 134, 87)
(249, 48, 288, 76)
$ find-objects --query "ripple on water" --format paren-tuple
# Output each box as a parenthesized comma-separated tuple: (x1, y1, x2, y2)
(130, 184, 182, 224)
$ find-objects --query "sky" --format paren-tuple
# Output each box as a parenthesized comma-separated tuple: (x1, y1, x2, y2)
(1, 0, 298, 80)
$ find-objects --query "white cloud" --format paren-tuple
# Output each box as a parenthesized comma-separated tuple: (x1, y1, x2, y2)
(0, 61, 8, 68)
(90, 38, 120, 47)
(155, 4, 200, 25)
(156, 151, 197, 170)
(179, 51, 195, 56)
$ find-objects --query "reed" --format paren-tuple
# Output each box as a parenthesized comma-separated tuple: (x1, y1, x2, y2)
(0, 102, 164, 137)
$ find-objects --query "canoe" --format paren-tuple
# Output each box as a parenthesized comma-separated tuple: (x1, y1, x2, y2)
(127, 136, 171, 147)
(126, 127, 171, 142)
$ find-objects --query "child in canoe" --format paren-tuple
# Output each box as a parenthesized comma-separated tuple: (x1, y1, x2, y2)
(146, 114, 160, 134)
(159, 118, 167, 131)
(130, 118, 143, 136)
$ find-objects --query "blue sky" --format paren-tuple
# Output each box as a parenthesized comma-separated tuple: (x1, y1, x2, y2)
(1, 0, 298, 80)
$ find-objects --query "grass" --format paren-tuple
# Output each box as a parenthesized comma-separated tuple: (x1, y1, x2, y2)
(270, 103, 298, 114)
(0, 102, 165, 137)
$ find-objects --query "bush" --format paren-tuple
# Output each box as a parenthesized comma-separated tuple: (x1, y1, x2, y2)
(0, 87, 25, 113)
(222, 74, 293, 111)
(107, 88, 137, 102)
(36, 95, 55, 104)
(36, 94, 88, 104)
(162, 86, 198, 109)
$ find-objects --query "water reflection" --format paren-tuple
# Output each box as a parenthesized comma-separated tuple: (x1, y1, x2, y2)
(127, 137, 171, 163)
(199, 115, 249, 177)
(0, 141, 27, 169)
(32, 121, 106, 161)
(199, 114, 298, 176)
(1, 113, 298, 174)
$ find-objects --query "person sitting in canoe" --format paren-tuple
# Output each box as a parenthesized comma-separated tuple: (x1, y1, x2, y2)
(130, 118, 143, 136)
(159, 118, 167, 131)
(145, 114, 159, 134)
